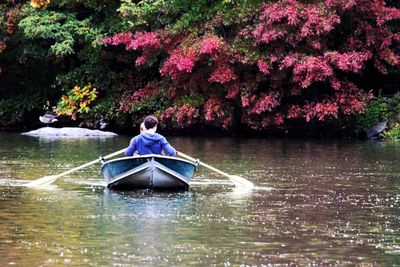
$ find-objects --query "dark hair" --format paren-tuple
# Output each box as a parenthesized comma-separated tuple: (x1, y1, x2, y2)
(144, 115, 158, 129)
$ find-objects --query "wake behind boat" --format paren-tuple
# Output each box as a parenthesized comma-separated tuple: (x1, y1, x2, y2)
(101, 154, 197, 191)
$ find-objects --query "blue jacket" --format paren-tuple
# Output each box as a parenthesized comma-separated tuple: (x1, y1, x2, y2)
(124, 132, 176, 156)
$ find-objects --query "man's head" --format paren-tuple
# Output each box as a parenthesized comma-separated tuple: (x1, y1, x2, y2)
(144, 115, 158, 130)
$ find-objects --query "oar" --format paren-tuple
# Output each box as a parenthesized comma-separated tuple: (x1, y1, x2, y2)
(25, 148, 126, 188)
(178, 151, 254, 189)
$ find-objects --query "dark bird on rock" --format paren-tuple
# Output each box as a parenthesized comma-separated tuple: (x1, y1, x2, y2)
(94, 119, 108, 130)
(39, 114, 58, 125)
(99, 120, 107, 130)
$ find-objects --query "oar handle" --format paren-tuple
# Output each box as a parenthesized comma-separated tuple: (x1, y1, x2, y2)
(178, 151, 231, 179)
(51, 148, 126, 179)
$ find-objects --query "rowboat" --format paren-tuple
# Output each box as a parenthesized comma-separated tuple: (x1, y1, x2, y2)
(101, 154, 197, 190)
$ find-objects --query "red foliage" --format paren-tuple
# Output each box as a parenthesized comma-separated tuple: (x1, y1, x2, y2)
(0, 42, 5, 54)
(286, 81, 371, 122)
(324, 51, 372, 73)
(103, 0, 400, 132)
(257, 59, 270, 76)
(273, 113, 285, 126)
(118, 86, 159, 113)
(287, 105, 303, 119)
(200, 36, 222, 56)
(160, 104, 199, 128)
(248, 92, 280, 115)
(226, 86, 239, 100)
(314, 101, 339, 121)
(102, 33, 133, 46)
(253, 1, 340, 44)
(1, 5, 24, 75)
(160, 48, 197, 79)
(160, 107, 175, 121)
(243, 0, 400, 126)
(158, 35, 237, 83)
(241, 95, 251, 108)
(175, 103, 199, 127)
(208, 63, 237, 84)
(102, 32, 161, 66)
(204, 98, 224, 122)
(203, 98, 232, 129)
(281, 54, 333, 88)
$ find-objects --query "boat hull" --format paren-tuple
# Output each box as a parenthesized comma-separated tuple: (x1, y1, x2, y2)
(101, 155, 196, 191)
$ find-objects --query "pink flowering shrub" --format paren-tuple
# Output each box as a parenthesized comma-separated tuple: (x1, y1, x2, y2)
(241, 0, 400, 127)
(257, 60, 270, 76)
(175, 104, 199, 127)
(280, 55, 333, 88)
(118, 86, 160, 113)
(160, 48, 197, 79)
(200, 36, 222, 56)
(102, 32, 161, 66)
(102, 0, 400, 133)
(226, 87, 239, 100)
(324, 51, 372, 73)
(160, 103, 199, 128)
(248, 92, 280, 115)
(203, 98, 233, 129)
(208, 63, 237, 84)
(159, 35, 237, 83)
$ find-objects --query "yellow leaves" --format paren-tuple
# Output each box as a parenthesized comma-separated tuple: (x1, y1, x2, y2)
(30, 0, 51, 9)
(72, 86, 80, 95)
(55, 84, 98, 119)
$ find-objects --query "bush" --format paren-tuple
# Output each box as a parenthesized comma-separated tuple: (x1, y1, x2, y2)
(383, 123, 400, 140)
(357, 92, 400, 140)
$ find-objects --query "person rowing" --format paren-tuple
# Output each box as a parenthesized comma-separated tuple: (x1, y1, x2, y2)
(124, 115, 177, 156)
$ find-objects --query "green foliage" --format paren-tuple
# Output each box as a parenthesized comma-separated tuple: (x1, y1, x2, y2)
(357, 96, 388, 132)
(382, 93, 400, 140)
(0, 99, 19, 118)
(383, 123, 400, 140)
(386, 92, 400, 121)
(90, 97, 120, 120)
(0, 0, 126, 129)
(177, 95, 205, 107)
(118, 0, 261, 33)
(0, 95, 43, 128)
(118, 0, 168, 28)
(357, 92, 400, 140)
(19, 9, 102, 56)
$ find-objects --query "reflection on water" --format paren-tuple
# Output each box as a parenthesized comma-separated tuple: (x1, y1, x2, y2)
(0, 131, 400, 265)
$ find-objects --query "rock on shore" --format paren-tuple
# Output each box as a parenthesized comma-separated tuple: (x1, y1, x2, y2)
(21, 127, 118, 137)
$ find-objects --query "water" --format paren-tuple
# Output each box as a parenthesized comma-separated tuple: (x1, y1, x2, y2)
(1, 132, 400, 265)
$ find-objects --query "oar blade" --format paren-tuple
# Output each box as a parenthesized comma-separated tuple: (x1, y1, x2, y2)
(24, 148, 125, 188)
(229, 175, 254, 189)
(24, 175, 58, 188)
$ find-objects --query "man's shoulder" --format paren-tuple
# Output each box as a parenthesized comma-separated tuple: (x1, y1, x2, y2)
(130, 134, 142, 143)
(154, 133, 167, 140)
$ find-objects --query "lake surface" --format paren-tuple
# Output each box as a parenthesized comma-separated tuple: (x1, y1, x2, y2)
(0, 131, 400, 266)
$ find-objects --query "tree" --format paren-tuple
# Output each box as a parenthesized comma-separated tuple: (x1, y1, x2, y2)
(0, 0, 399, 136)
(103, 0, 400, 135)
(0, 0, 125, 129)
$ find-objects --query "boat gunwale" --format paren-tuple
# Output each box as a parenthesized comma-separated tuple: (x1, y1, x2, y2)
(100, 154, 197, 171)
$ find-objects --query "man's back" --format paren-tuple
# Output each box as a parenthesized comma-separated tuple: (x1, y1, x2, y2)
(125, 132, 176, 156)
